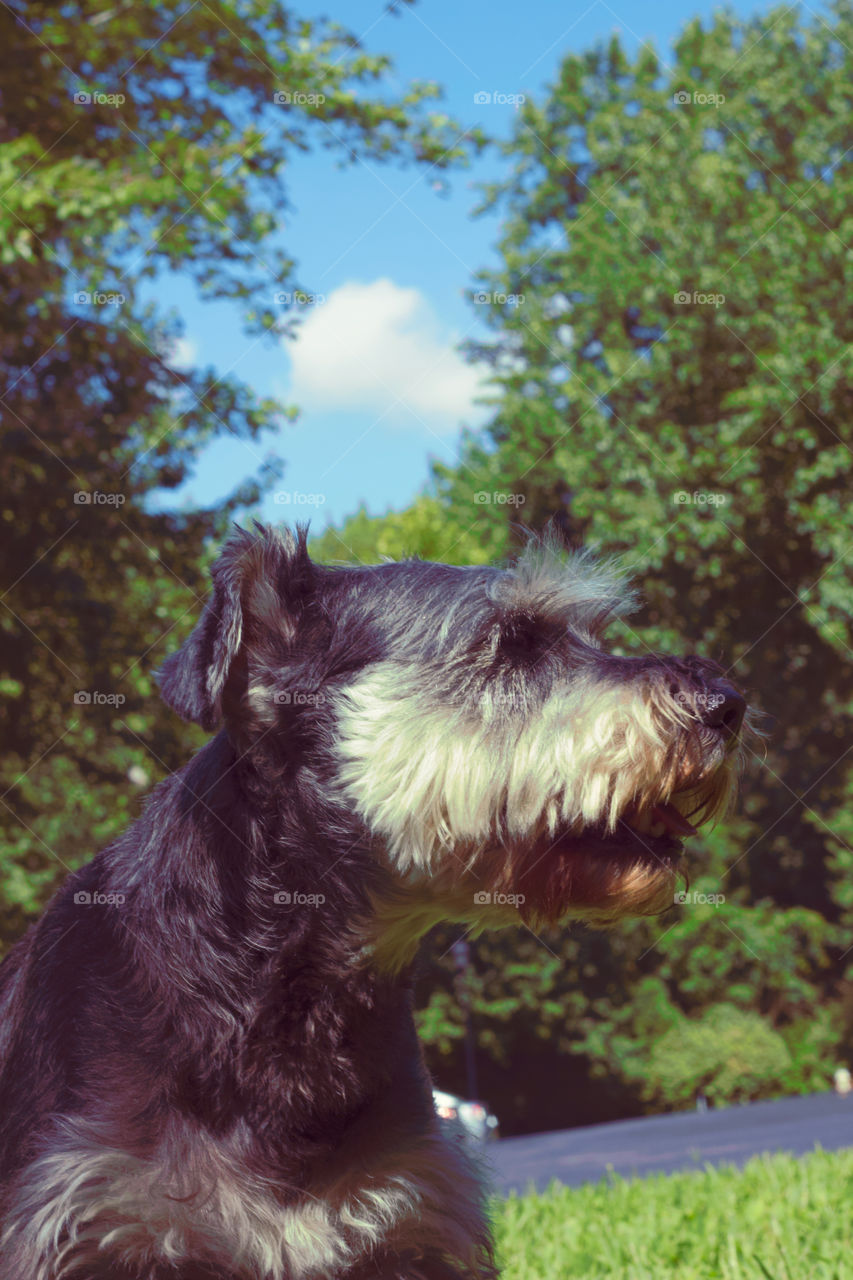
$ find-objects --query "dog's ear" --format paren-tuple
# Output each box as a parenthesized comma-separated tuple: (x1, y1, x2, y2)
(157, 523, 313, 730)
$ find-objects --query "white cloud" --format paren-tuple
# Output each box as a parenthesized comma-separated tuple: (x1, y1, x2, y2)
(286, 278, 486, 432)
(167, 336, 198, 370)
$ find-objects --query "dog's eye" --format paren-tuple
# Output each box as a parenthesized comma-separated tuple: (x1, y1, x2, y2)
(495, 611, 564, 665)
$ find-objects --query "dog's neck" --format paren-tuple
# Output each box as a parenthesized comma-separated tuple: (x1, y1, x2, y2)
(101, 731, 428, 1146)
(110, 731, 400, 984)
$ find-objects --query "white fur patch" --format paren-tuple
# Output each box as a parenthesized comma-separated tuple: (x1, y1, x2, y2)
(0, 1117, 491, 1280)
(334, 660, 692, 874)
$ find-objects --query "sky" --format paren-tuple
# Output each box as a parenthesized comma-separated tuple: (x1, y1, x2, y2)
(150, 0, 805, 531)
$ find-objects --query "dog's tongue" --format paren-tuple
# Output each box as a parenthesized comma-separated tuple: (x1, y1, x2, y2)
(652, 803, 698, 836)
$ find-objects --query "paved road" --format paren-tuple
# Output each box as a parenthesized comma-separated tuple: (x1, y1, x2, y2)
(486, 1091, 853, 1194)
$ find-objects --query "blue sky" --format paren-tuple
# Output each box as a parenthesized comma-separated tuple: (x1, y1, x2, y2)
(152, 0, 795, 530)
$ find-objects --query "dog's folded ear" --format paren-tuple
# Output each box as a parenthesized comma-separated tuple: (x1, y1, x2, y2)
(157, 522, 313, 730)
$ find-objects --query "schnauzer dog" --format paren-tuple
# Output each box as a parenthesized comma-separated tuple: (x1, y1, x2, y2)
(0, 525, 747, 1280)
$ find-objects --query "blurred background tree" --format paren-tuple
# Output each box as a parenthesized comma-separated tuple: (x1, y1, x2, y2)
(320, 2, 853, 1129)
(0, 0, 476, 944)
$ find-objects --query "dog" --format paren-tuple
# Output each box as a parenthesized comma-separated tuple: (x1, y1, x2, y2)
(0, 524, 747, 1279)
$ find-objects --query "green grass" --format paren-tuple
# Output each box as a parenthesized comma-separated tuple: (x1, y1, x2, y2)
(494, 1147, 853, 1279)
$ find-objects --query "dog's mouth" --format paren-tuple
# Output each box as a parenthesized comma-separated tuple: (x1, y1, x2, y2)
(547, 792, 708, 865)
(621, 798, 698, 845)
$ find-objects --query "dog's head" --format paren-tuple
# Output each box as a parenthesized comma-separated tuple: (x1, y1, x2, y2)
(159, 524, 750, 962)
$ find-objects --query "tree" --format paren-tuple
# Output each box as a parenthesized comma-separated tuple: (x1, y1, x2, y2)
(643, 1004, 792, 1108)
(323, 3, 853, 1126)
(445, 1, 853, 915)
(309, 493, 501, 566)
(0, 0, 476, 947)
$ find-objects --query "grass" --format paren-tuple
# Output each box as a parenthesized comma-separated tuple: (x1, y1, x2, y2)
(494, 1147, 853, 1279)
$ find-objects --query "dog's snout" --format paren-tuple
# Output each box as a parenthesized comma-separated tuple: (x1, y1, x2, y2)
(702, 682, 746, 735)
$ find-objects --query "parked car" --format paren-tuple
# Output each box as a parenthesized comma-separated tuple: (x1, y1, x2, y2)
(433, 1088, 499, 1143)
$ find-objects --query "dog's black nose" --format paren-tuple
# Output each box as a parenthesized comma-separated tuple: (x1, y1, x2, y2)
(702, 683, 746, 735)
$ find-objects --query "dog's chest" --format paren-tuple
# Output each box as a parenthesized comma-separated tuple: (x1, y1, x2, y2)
(1, 1115, 488, 1280)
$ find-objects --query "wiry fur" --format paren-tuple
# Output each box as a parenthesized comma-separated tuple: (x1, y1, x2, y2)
(335, 661, 720, 870)
(2, 1118, 488, 1280)
(334, 540, 743, 953)
(0, 523, 748, 1279)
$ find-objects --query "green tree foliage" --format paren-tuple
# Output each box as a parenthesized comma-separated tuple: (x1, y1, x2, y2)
(327, 4, 853, 1125)
(309, 492, 502, 566)
(0, 0, 474, 946)
(642, 1005, 792, 1108)
(449, 0, 853, 910)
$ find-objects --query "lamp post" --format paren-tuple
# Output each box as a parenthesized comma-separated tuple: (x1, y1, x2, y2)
(450, 937, 478, 1101)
